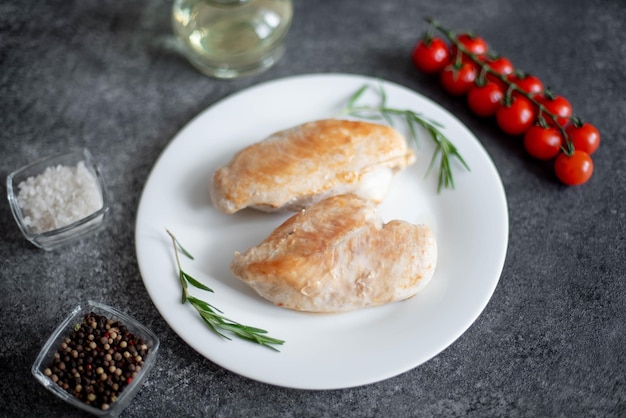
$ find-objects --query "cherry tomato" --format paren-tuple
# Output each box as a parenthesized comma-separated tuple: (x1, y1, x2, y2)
(412, 37, 450, 74)
(554, 150, 593, 185)
(452, 33, 488, 58)
(482, 56, 514, 91)
(467, 82, 504, 117)
(508, 73, 544, 96)
(440, 62, 476, 96)
(496, 96, 536, 135)
(523, 125, 563, 160)
(486, 56, 514, 80)
(537, 94, 572, 126)
(566, 119, 600, 155)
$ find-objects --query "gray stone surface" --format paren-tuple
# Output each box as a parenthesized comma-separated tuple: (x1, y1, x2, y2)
(1, 0, 625, 416)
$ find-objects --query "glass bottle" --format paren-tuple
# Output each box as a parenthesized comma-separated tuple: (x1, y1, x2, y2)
(172, 0, 293, 79)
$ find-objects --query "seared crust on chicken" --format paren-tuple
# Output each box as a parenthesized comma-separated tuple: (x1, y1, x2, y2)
(230, 194, 437, 312)
(211, 119, 415, 214)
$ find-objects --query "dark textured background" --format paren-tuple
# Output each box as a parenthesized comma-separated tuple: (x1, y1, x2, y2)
(1, 0, 625, 416)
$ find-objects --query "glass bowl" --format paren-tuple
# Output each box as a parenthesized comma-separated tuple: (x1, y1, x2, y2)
(6, 148, 109, 250)
(32, 301, 160, 417)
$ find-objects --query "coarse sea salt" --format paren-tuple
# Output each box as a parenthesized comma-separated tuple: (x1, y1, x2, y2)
(16, 161, 103, 234)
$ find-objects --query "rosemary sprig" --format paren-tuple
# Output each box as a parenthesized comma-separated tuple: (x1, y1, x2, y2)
(165, 229, 285, 351)
(340, 83, 470, 192)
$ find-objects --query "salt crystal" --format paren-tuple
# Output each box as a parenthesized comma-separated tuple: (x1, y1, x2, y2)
(16, 161, 103, 233)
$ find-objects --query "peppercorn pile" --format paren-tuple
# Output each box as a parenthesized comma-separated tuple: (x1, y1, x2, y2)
(43, 312, 149, 411)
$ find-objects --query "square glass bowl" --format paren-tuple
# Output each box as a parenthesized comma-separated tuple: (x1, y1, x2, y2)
(6, 148, 109, 250)
(32, 301, 160, 417)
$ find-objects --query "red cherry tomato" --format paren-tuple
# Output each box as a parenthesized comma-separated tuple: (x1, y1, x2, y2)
(566, 120, 600, 155)
(440, 62, 476, 96)
(467, 82, 504, 117)
(508, 73, 544, 96)
(484, 56, 514, 90)
(554, 150, 593, 185)
(496, 96, 536, 135)
(537, 94, 572, 126)
(523, 125, 563, 160)
(412, 37, 450, 74)
(452, 33, 488, 57)
(486, 56, 514, 78)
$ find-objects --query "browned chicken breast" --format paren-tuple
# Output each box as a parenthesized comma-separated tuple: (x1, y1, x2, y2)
(231, 194, 437, 313)
(211, 119, 415, 214)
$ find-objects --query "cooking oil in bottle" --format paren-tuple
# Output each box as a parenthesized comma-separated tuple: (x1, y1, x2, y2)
(172, 0, 293, 79)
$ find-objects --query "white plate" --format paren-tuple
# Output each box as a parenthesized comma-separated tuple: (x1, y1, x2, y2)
(135, 73, 508, 390)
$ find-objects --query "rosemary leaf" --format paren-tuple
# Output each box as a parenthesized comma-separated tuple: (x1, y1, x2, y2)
(184, 272, 214, 293)
(347, 85, 368, 108)
(426, 144, 442, 182)
(380, 82, 388, 107)
(351, 112, 383, 121)
(197, 311, 232, 340)
(405, 111, 418, 144)
(166, 228, 194, 260)
(381, 110, 394, 127)
(426, 118, 446, 129)
(188, 295, 223, 314)
(179, 271, 189, 304)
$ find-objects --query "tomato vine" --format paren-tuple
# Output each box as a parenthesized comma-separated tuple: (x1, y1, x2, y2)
(412, 18, 599, 186)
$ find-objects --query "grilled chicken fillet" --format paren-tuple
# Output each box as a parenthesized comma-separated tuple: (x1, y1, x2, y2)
(211, 119, 415, 214)
(230, 194, 437, 312)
